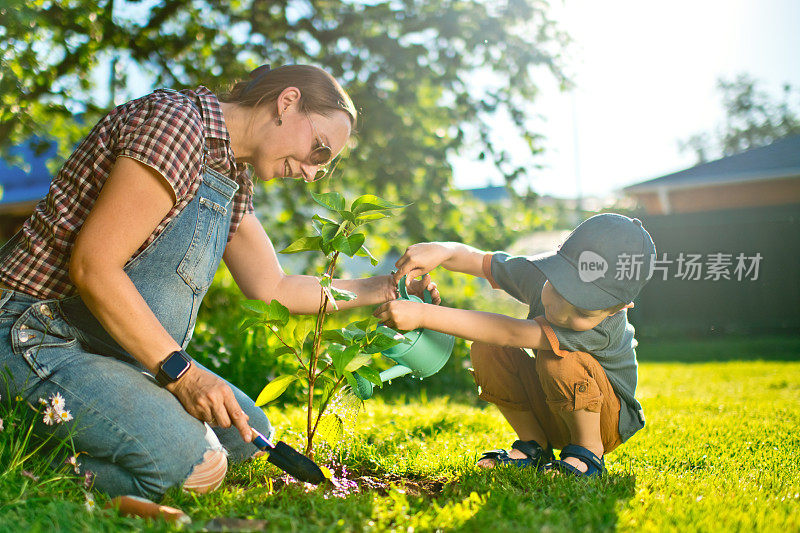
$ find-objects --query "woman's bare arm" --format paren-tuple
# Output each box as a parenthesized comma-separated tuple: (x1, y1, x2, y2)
(70, 156, 251, 440)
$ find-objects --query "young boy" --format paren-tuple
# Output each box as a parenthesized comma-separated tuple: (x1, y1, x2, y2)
(374, 213, 655, 476)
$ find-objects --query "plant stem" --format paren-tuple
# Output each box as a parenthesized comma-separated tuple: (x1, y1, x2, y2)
(271, 330, 307, 371)
(310, 375, 346, 440)
(306, 251, 342, 456)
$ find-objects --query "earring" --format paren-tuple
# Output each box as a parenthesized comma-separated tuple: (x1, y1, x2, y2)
(277, 115, 283, 126)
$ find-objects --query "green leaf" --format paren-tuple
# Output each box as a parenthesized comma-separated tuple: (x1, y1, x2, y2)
(344, 371, 358, 392)
(350, 317, 381, 332)
(318, 351, 333, 366)
(343, 323, 368, 342)
(280, 236, 322, 254)
(311, 191, 346, 212)
(321, 223, 341, 243)
(344, 353, 373, 372)
(329, 286, 357, 302)
(241, 299, 271, 315)
(355, 244, 379, 266)
(320, 284, 338, 310)
(254, 375, 297, 406)
(241, 299, 290, 326)
(321, 329, 348, 344)
(351, 195, 407, 215)
(364, 326, 410, 353)
(330, 232, 366, 257)
(330, 344, 360, 375)
(292, 317, 315, 347)
(377, 324, 411, 342)
(238, 316, 264, 333)
(266, 300, 291, 325)
(311, 214, 338, 233)
(355, 212, 389, 223)
(312, 215, 342, 243)
(356, 366, 383, 388)
(271, 346, 296, 358)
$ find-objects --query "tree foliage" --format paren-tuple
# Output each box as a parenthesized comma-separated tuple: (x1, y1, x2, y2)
(680, 74, 800, 164)
(1, 0, 568, 248)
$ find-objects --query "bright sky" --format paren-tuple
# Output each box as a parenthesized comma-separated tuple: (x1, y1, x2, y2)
(452, 0, 800, 199)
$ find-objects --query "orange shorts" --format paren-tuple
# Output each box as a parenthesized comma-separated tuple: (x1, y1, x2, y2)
(470, 321, 623, 453)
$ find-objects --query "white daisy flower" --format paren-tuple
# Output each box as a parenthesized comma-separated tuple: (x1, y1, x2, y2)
(38, 397, 48, 406)
(58, 409, 73, 423)
(50, 392, 66, 411)
(66, 455, 81, 474)
(84, 493, 95, 512)
(43, 407, 58, 425)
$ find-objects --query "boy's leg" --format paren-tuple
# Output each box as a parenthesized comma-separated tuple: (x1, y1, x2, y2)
(535, 349, 622, 472)
(470, 342, 569, 464)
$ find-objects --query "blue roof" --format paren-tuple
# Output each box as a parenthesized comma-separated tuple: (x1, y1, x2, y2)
(625, 134, 800, 193)
(0, 138, 56, 205)
(464, 185, 510, 202)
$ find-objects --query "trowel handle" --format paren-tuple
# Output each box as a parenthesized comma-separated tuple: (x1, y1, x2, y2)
(250, 427, 274, 451)
(379, 365, 414, 382)
(397, 275, 433, 304)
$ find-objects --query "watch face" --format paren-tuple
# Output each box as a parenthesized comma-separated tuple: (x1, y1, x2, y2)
(162, 351, 191, 379)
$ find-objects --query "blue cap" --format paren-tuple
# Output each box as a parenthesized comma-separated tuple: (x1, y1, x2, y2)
(532, 213, 656, 310)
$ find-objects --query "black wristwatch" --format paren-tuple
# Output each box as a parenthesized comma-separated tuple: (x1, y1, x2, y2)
(156, 349, 193, 387)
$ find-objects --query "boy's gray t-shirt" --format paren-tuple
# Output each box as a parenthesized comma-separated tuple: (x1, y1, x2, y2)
(489, 252, 645, 442)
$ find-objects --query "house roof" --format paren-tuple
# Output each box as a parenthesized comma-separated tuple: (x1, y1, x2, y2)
(464, 185, 510, 203)
(0, 138, 56, 207)
(624, 134, 800, 194)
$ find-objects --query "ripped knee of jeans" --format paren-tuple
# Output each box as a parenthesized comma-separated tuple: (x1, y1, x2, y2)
(183, 423, 228, 494)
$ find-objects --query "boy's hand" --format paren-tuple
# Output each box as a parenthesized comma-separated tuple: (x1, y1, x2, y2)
(374, 300, 426, 331)
(402, 273, 441, 305)
(393, 243, 453, 284)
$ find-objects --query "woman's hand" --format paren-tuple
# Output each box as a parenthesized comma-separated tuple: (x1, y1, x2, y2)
(374, 300, 426, 331)
(168, 365, 251, 442)
(400, 273, 442, 305)
(393, 243, 454, 284)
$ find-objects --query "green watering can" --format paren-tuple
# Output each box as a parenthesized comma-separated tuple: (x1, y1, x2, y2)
(352, 276, 455, 400)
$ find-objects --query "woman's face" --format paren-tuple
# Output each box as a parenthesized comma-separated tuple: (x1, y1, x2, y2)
(247, 88, 352, 182)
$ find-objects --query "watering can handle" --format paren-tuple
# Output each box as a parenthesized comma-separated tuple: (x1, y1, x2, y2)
(397, 275, 433, 304)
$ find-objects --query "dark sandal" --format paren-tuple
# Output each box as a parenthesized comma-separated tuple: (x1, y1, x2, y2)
(478, 440, 555, 469)
(549, 444, 606, 477)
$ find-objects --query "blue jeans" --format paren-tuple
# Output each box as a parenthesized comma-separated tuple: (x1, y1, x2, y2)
(0, 162, 272, 499)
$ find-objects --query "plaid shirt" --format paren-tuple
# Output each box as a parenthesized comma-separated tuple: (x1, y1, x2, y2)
(0, 86, 254, 300)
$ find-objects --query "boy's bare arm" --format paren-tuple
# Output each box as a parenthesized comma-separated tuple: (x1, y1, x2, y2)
(394, 242, 490, 283)
(374, 300, 550, 350)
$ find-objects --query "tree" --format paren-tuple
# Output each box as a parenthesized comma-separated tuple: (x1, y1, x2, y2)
(2, 0, 567, 244)
(680, 74, 800, 164)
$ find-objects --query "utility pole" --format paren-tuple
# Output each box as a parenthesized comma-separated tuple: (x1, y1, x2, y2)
(571, 90, 583, 224)
(108, 55, 118, 108)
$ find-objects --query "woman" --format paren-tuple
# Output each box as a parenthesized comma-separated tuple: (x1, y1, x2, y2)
(0, 65, 435, 500)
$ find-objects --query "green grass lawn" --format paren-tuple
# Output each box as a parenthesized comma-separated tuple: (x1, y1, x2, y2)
(1, 340, 799, 532)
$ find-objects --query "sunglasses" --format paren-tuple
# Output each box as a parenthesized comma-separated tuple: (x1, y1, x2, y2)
(304, 113, 334, 181)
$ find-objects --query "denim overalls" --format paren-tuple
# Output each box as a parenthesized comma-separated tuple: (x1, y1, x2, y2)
(0, 130, 272, 499)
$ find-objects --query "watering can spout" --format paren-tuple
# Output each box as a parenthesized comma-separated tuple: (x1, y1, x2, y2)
(380, 364, 414, 382)
(351, 365, 413, 400)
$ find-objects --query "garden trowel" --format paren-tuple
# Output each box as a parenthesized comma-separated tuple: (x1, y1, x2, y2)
(250, 427, 327, 484)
